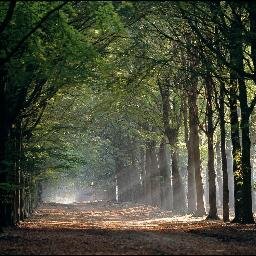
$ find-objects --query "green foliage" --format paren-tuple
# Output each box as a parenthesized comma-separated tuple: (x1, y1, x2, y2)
(95, 3, 124, 33)
(2, 2, 256, 222)
(0, 183, 20, 192)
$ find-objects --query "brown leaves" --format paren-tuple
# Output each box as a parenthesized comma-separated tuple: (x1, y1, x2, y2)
(0, 202, 256, 255)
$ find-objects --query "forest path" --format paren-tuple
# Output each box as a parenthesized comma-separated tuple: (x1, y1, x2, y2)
(0, 202, 256, 255)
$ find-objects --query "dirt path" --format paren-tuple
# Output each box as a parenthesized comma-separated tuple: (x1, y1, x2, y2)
(0, 202, 255, 255)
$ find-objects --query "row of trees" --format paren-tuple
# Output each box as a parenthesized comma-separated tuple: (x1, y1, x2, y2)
(92, 1, 256, 223)
(0, 0, 124, 227)
(0, 1, 255, 228)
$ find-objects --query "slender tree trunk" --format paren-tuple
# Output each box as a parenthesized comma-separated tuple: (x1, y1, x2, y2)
(159, 137, 172, 210)
(229, 78, 243, 222)
(229, 13, 243, 223)
(115, 158, 125, 203)
(188, 86, 206, 216)
(248, 10, 256, 210)
(204, 167, 209, 210)
(148, 140, 161, 207)
(216, 140, 223, 208)
(239, 80, 254, 223)
(12, 122, 20, 224)
(206, 130, 218, 219)
(0, 64, 14, 227)
(139, 148, 146, 203)
(184, 97, 196, 212)
(130, 150, 140, 203)
(226, 141, 234, 209)
(159, 80, 186, 211)
(20, 170, 25, 220)
(213, 15, 229, 222)
(219, 82, 229, 222)
(237, 44, 254, 223)
(248, 2, 256, 84)
(251, 149, 256, 212)
(145, 145, 152, 205)
(172, 145, 186, 213)
(229, 12, 254, 223)
(205, 74, 218, 219)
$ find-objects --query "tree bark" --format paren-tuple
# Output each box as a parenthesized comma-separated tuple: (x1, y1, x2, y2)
(184, 96, 196, 212)
(0, 0, 16, 35)
(115, 158, 126, 203)
(145, 145, 152, 205)
(0, 64, 14, 227)
(219, 81, 229, 222)
(188, 85, 206, 216)
(229, 10, 254, 223)
(216, 140, 223, 208)
(158, 138, 172, 210)
(139, 148, 146, 203)
(226, 141, 234, 210)
(229, 76, 243, 223)
(130, 150, 140, 203)
(148, 140, 161, 207)
(237, 51, 254, 223)
(172, 145, 186, 213)
(205, 74, 218, 220)
(158, 80, 186, 212)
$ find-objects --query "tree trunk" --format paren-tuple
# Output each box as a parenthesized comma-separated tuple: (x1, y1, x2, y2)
(158, 138, 172, 210)
(145, 146, 152, 205)
(240, 111, 254, 223)
(184, 97, 196, 212)
(226, 142, 234, 210)
(158, 80, 186, 211)
(20, 170, 25, 220)
(0, 64, 14, 227)
(130, 150, 140, 203)
(216, 140, 223, 208)
(115, 158, 126, 203)
(148, 140, 161, 207)
(172, 145, 186, 213)
(213, 15, 229, 222)
(229, 77, 243, 222)
(219, 81, 229, 222)
(237, 48, 254, 223)
(246, 9, 256, 213)
(188, 85, 206, 216)
(205, 74, 218, 220)
(229, 11, 254, 223)
(139, 148, 146, 203)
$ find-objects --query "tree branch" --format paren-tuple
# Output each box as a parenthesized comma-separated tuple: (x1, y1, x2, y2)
(0, 1, 68, 67)
(249, 95, 256, 115)
(0, 0, 16, 34)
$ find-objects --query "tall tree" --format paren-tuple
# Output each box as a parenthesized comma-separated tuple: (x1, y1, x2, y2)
(158, 78, 186, 213)
(158, 137, 172, 210)
(204, 73, 219, 220)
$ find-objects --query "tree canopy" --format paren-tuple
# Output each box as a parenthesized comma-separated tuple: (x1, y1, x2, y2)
(0, 1, 256, 228)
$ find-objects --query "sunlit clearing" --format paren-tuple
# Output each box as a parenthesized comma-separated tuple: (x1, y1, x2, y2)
(53, 195, 76, 204)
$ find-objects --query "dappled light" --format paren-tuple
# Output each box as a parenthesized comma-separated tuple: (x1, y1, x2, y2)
(1, 202, 256, 255)
(0, 1, 256, 255)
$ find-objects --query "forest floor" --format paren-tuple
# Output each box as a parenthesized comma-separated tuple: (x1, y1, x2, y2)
(0, 201, 256, 255)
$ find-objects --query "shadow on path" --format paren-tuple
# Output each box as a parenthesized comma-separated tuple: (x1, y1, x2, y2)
(0, 202, 255, 255)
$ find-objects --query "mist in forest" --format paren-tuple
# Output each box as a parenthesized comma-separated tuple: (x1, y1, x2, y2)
(38, 140, 255, 219)
(1, 1, 256, 230)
